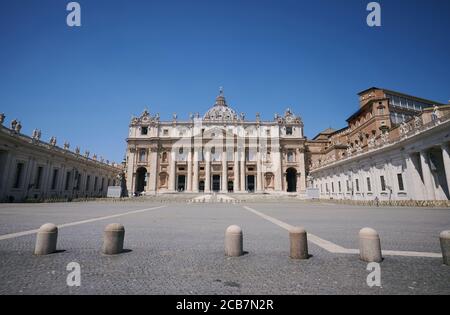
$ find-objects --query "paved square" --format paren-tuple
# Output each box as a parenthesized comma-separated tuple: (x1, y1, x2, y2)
(0, 200, 449, 295)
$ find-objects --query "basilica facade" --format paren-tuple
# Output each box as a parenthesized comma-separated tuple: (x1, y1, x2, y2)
(125, 90, 307, 195)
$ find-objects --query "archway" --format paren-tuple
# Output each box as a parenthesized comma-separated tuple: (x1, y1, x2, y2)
(286, 168, 297, 192)
(135, 167, 147, 194)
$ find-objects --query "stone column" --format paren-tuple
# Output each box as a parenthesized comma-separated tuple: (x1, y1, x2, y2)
(126, 149, 135, 195)
(58, 164, 66, 195)
(404, 154, 422, 200)
(221, 149, 227, 193)
(240, 149, 246, 191)
(187, 149, 193, 192)
(169, 150, 176, 192)
(205, 150, 211, 193)
(1, 152, 12, 197)
(386, 161, 397, 200)
(23, 158, 36, 200)
(41, 160, 52, 199)
(441, 144, 450, 198)
(274, 147, 282, 192)
(420, 150, 435, 200)
(148, 148, 158, 192)
(234, 149, 240, 192)
(298, 150, 306, 192)
(192, 149, 199, 192)
(256, 150, 263, 193)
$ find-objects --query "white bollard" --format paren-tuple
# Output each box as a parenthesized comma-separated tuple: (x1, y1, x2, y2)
(359, 227, 382, 263)
(34, 223, 58, 255)
(289, 227, 309, 259)
(102, 223, 125, 255)
(440, 230, 450, 266)
(225, 225, 243, 257)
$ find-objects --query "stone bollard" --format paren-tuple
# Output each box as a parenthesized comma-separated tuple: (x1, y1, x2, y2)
(289, 227, 309, 259)
(34, 223, 58, 255)
(359, 227, 382, 263)
(102, 223, 125, 255)
(225, 225, 243, 257)
(440, 230, 450, 266)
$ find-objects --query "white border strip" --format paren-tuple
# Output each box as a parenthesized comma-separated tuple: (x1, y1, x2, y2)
(243, 206, 442, 258)
(0, 205, 167, 241)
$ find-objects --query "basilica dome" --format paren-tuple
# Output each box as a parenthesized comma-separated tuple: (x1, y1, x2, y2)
(203, 89, 238, 121)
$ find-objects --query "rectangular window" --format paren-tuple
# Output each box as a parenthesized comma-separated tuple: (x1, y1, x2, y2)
(380, 176, 386, 191)
(94, 177, 98, 191)
(286, 127, 293, 135)
(13, 162, 24, 189)
(393, 95, 400, 106)
(86, 175, 90, 191)
(367, 177, 372, 192)
(346, 180, 350, 191)
(141, 127, 148, 135)
(338, 181, 341, 193)
(397, 173, 404, 191)
(34, 166, 43, 189)
(331, 182, 334, 193)
(51, 169, 59, 190)
(326, 183, 329, 193)
(65, 171, 71, 190)
(139, 149, 146, 162)
(287, 151, 295, 162)
(355, 179, 360, 192)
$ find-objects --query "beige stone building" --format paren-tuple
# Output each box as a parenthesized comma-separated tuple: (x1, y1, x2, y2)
(125, 89, 307, 195)
(307, 87, 450, 202)
(0, 114, 121, 202)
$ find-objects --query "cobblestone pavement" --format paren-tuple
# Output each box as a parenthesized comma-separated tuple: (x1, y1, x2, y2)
(0, 200, 449, 295)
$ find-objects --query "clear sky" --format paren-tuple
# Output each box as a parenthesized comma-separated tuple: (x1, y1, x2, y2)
(0, 0, 449, 163)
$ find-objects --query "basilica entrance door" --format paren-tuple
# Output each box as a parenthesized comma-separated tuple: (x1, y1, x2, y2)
(247, 175, 255, 192)
(212, 175, 221, 192)
(286, 168, 297, 192)
(177, 175, 186, 192)
(135, 167, 147, 194)
(228, 181, 234, 192)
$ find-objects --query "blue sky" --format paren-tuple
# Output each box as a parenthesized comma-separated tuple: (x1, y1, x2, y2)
(0, 0, 449, 162)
